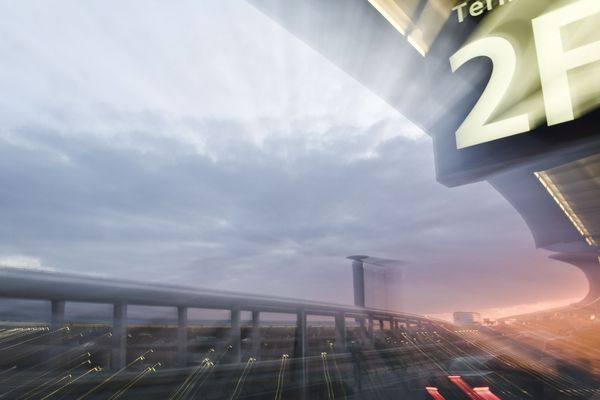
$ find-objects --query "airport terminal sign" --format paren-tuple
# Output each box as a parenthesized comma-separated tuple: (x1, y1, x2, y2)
(246, 0, 600, 186)
(430, 0, 600, 186)
(449, 0, 600, 149)
(452, 0, 517, 23)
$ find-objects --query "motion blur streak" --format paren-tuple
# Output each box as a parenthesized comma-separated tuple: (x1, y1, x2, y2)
(448, 375, 484, 400)
(425, 386, 447, 400)
(474, 386, 503, 400)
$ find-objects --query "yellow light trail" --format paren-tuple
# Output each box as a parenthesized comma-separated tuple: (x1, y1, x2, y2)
(18, 359, 94, 400)
(229, 357, 255, 400)
(274, 353, 289, 400)
(107, 362, 161, 400)
(321, 352, 335, 400)
(168, 354, 215, 400)
(0, 327, 68, 352)
(0, 353, 91, 399)
(75, 349, 153, 400)
(39, 366, 100, 400)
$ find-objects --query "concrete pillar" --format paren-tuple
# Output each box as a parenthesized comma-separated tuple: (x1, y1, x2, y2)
(230, 306, 241, 364)
(111, 303, 127, 370)
(334, 313, 346, 352)
(399, 320, 407, 331)
(49, 300, 65, 369)
(294, 310, 307, 399)
(177, 306, 188, 366)
(368, 316, 374, 339)
(251, 311, 260, 359)
(294, 310, 307, 358)
(379, 319, 384, 331)
(50, 300, 65, 331)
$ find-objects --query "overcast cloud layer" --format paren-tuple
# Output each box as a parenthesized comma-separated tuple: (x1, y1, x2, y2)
(0, 0, 587, 318)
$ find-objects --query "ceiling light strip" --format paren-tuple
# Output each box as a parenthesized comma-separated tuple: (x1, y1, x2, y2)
(534, 171, 597, 247)
(368, 0, 429, 56)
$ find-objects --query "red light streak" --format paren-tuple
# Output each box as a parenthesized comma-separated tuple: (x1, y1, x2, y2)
(425, 386, 447, 400)
(474, 387, 502, 400)
(448, 375, 484, 400)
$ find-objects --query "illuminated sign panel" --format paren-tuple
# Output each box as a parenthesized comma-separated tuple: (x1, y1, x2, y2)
(427, 0, 600, 186)
(450, 0, 600, 149)
(366, 0, 600, 184)
(452, 0, 516, 23)
(248, 0, 600, 186)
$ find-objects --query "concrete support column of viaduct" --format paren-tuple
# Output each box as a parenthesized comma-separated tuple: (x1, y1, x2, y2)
(295, 309, 307, 400)
(251, 311, 260, 359)
(177, 306, 188, 366)
(50, 300, 65, 331)
(230, 306, 241, 364)
(112, 303, 127, 370)
(334, 313, 346, 352)
(50, 300, 66, 369)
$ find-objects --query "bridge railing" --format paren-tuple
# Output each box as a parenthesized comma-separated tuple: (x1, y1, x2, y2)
(0, 267, 450, 371)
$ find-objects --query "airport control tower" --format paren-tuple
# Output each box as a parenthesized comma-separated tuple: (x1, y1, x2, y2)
(347, 255, 405, 310)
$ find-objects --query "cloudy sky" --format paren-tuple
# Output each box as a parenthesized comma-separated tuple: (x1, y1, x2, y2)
(0, 0, 587, 319)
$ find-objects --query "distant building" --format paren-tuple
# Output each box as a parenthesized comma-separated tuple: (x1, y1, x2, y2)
(453, 311, 482, 326)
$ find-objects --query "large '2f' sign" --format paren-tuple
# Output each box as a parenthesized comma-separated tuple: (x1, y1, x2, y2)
(450, 0, 600, 149)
